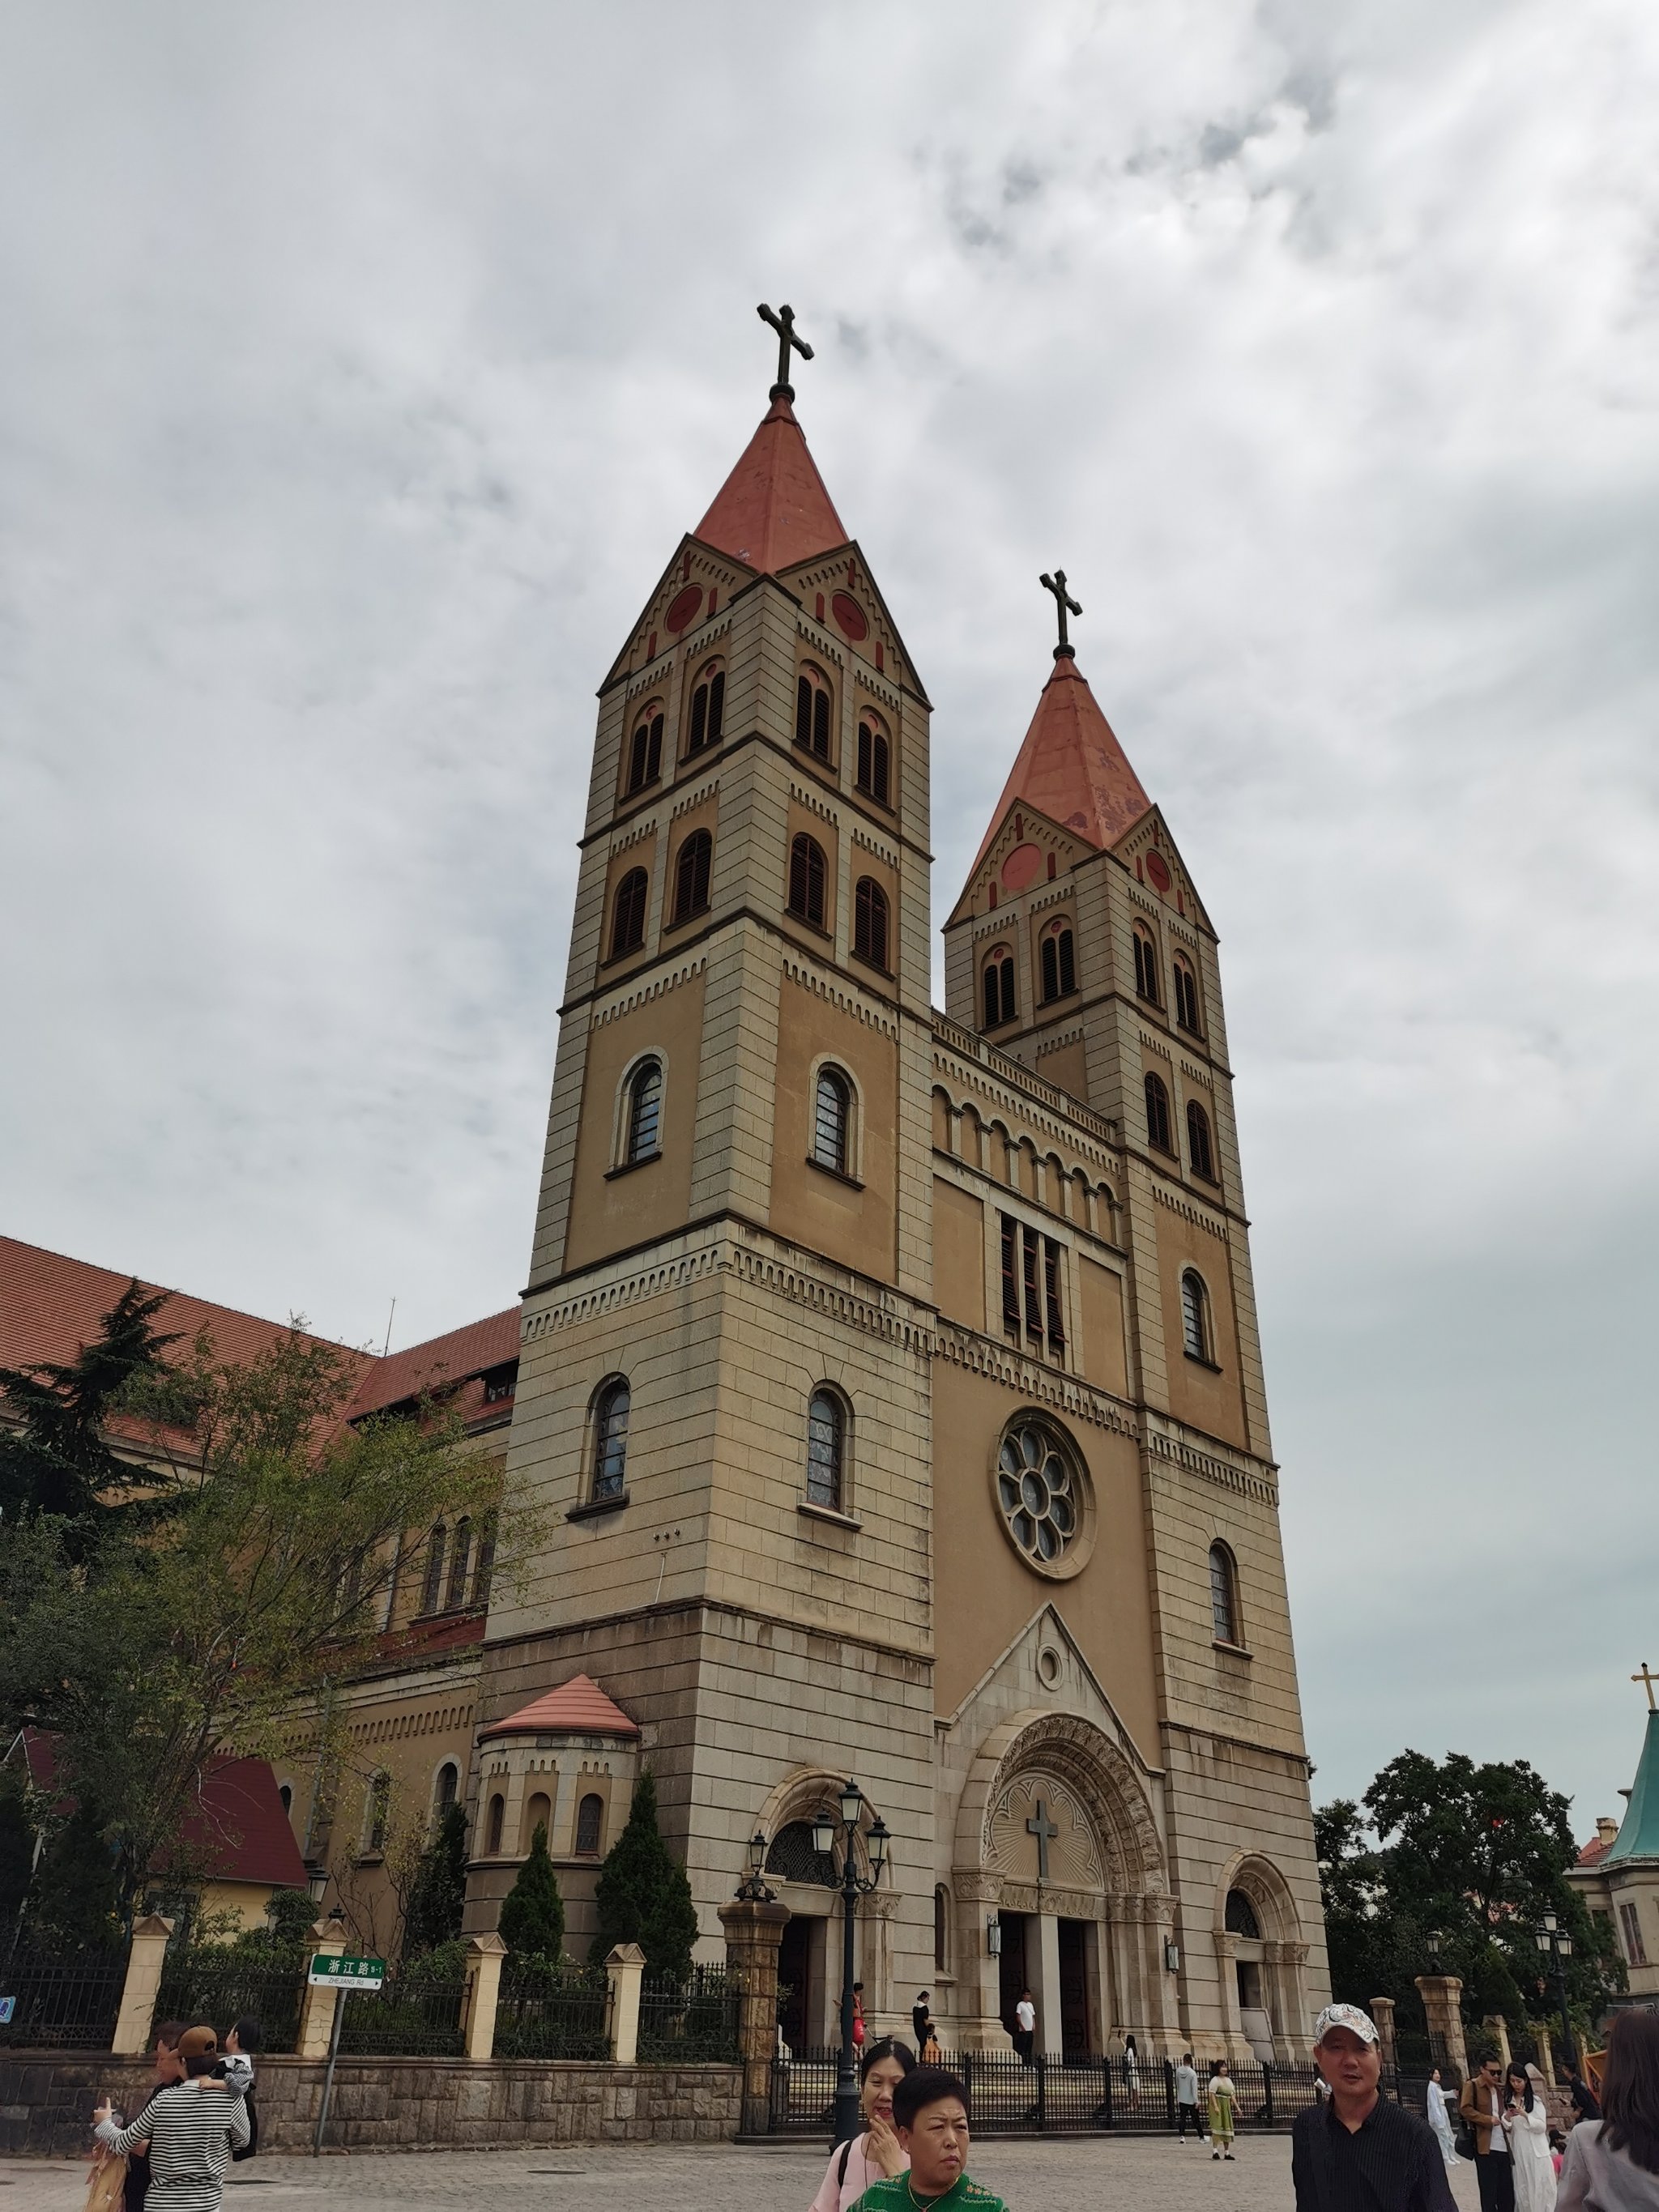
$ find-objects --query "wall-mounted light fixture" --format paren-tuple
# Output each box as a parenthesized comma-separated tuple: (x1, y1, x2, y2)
(1164, 1938, 1181, 1973)
(987, 1918, 1003, 1957)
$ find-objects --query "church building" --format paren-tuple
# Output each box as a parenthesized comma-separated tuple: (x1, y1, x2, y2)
(2, 318, 1329, 2061)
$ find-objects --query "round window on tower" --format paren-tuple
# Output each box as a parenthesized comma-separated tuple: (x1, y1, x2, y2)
(991, 1414, 1096, 1581)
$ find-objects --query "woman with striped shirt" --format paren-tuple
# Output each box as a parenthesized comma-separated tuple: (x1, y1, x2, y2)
(94, 2024, 248, 2212)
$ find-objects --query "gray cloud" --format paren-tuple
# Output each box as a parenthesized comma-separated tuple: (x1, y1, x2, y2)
(3, 0, 1657, 1831)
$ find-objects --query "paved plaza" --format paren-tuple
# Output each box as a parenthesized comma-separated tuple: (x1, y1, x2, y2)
(3, 2134, 1488, 2212)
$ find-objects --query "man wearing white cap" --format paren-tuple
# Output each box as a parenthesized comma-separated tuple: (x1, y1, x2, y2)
(1291, 2002, 1456, 2212)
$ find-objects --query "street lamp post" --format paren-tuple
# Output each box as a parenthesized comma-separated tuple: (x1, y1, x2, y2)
(812, 1781, 890, 2147)
(1534, 1912, 1575, 2069)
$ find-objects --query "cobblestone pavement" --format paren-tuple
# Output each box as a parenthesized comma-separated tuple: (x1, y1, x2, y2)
(2, 2136, 1489, 2212)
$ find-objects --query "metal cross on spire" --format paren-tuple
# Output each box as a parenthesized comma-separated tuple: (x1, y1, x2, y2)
(1039, 569, 1081, 659)
(1636, 1663, 1659, 1711)
(757, 302, 814, 401)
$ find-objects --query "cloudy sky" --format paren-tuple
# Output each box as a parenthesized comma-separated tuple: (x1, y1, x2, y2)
(4, 3, 1657, 1836)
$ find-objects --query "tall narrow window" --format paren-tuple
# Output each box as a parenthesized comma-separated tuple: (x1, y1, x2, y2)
(853, 877, 889, 970)
(1022, 1220, 1043, 1337)
(806, 1388, 844, 1510)
(1039, 924, 1076, 1004)
(856, 718, 891, 804)
(934, 1886, 950, 1973)
(575, 1793, 604, 1856)
(486, 1793, 505, 1855)
(434, 1762, 459, 1818)
(592, 1379, 630, 1500)
(627, 710, 664, 792)
(1000, 1214, 1021, 1337)
(472, 1517, 496, 1607)
(1180, 1269, 1211, 1362)
(1145, 1072, 1173, 1153)
(795, 667, 833, 761)
(1043, 1239, 1067, 1355)
(610, 867, 648, 959)
(420, 1524, 447, 1613)
(446, 1516, 473, 1609)
(1057, 928, 1076, 996)
(813, 1067, 851, 1174)
(983, 950, 1016, 1029)
(788, 833, 827, 927)
(687, 664, 724, 755)
(1133, 927, 1160, 1004)
(1622, 1901, 1648, 1967)
(1187, 1099, 1215, 1181)
(364, 1771, 390, 1856)
(672, 829, 712, 924)
(625, 1058, 663, 1163)
(1173, 957, 1201, 1034)
(1209, 1543, 1239, 1644)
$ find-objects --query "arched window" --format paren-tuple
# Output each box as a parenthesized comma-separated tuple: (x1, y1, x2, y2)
(806, 1388, 845, 1511)
(472, 1518, 497, 1607)
(1224, 1887, 1261, 1940)
(420, 1524, 447, 1613)
(1180, 1269, 1211, 1362)
(672, 829, 712, 924)
(1173, 956, 1201, 1034)
(787, 833, 827, 928)
(982, 948, 1016, 1029)
(364, 1770, 391, 1856)
(434, 1762, 459, 1817)
(627, 706, 664, 793)
(1132, 927, 1160, 1004)
(624, 1058, 663, 1164)
(812, 1068, 851, 1175)
(1040, 923, 1076, 1004)
(1144, 1072, 1173, 1153)
(1209, 1543, 1240, 1645)
(485, 1792, 505, 1855)
(575, 1792, 604, 1856)
(522, 1790, 552, 1854)
(934, 1885, 950, 1973)
(278, 1782, 293, 1817)
(1187, 1099, 1215, 1181)
(446, 1516, 473, 1609)
(592, 1379, 630, 1500)
(856, 716, 891, 804)
(795, 666, 833, 761)
(610, 867, 648, 959)
(687, 662, 725, 756)
(853, 877, 889, 970)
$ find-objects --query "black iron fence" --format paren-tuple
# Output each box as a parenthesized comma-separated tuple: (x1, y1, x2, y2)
(768, 2048, 1328, 2136)
(152, 1952, 307, 2054)
(336, 1964, 467, 2056)
(494, 1961, 611, 2061)
(0, 1945, 127, 2050)
(638, 1965, 740, 2064)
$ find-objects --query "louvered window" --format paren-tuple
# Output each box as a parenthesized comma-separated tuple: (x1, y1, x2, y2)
(672, 829, 712, 924)
(1173, 957, 1201, 1033)
(1144, 1072, 1173, 1153)
(1187, 1099, 1215, 1181)
(796, 670, 832, 760)
(813, 1067, 851, 1174)
(983, 952, 1016, 1029)
(853, 877, 889, 970)
(610, 867, 648, 958)
(688, 667, 724, 755)
(1180, 1270, 1210, 1362)
(788, 833, 827, 927)
(1133, 930, 1159, 1004)
(857, 720, 890, 803)
(627, 711, 663, 792)
(625, 1059, 662, 1162)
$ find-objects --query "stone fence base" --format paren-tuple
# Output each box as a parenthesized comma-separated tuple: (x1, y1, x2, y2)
(1, 2052, 743, 2160)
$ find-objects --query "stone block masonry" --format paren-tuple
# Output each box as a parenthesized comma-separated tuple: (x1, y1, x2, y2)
(0, 2052, 742, 2160)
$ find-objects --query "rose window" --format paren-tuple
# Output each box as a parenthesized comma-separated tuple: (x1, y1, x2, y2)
(996, 1422, 1078, 1566)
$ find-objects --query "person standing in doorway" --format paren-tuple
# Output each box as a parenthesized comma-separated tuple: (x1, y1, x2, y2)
(1013, 1990, 1036, 2066)
(1463, 2054, 1517, 2212)
(1174, 2052, 1201, 2142)
(1293, 2004, 1455, 2212)
(1208, 2061, 1238, 2160)
(913, 1993, 932, 2047)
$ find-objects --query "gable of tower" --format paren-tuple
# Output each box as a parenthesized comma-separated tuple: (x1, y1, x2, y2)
(947, 801, 1093, 928)
(1114, 808, 1213, 937)
(603, 538, 754, 693)
(780, 545, 925, 703)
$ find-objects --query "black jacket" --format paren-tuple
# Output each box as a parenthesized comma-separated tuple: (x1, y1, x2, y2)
(1292, 2093, 1458, 2212)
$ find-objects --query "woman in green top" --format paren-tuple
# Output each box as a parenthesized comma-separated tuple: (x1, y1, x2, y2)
(1208, 2061, 1238, 2160)
(854, 2067, 1006, 2212)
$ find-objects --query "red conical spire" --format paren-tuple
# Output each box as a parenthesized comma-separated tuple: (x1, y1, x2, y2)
(970, 653, 1153, 876)
(694, 394, 849, 575)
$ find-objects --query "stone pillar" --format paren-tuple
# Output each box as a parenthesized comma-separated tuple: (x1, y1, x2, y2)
(606, 1941, 646, 2066)
(720, 1896, 791, 2137)
(951, 1873, 1006, 2053)
(1484, 2015, 1512, 2068)
(1034, 1914, 1064, 2058)
(1535, 2022, 1555, 2087)
(463, 1932, 508, 2061)
(1370, 1997, 1397, 2072)
(296, 1920, 343, 2061)
(1141, 1897, 1182, 2054)
(1414, 1975, 1469, 2083)
(113, 1914, 175, 2056)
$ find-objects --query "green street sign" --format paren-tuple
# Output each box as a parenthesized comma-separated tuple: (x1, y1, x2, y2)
(308, 1951, 386, 1989)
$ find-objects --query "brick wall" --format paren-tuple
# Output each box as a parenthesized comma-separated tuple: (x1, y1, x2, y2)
(0, 2052, 743, 2160)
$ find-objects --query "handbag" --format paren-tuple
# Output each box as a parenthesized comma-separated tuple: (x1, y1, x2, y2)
(1454, 2122, 1478, 2159)
(85, 2152, 127, 2212)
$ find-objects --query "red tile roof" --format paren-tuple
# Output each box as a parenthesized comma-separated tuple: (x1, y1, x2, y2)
(480, 1673, 638, 1741)
(694, 394, 850, 576)
(1579, 1835, 1613, 1868)
(969, 652, 1154, 880)
(345, 1309, 520, 1422)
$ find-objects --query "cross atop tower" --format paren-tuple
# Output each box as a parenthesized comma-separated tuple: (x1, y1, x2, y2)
(758, 302, 814, 402)
(1635, 1663, 1658, 1711)
(1039, 569, 1081, 660)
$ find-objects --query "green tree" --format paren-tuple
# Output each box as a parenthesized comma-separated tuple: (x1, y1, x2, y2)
(26, 1796, 121, 1950)
(590, 1769, 697, 1980)
(0, 1281, 178, 1542)
(0, 1772, 36, 1935)
(403, 1804, 468, 1960)
(499, 1822, 565, 1960)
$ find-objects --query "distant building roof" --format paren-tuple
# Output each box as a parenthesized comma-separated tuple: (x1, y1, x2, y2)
(480, 1673, 639, 1742)
(344, 1309, 521, 1422)
(1605, 1712, 1659, 1866)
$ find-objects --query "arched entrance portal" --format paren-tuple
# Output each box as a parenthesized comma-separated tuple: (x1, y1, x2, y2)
(1214, 1853, 1313, 2062)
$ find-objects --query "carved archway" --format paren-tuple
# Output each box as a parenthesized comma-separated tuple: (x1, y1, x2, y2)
(1213, 1850, 1299, 1940)
(955, 1709, 1166, 1897)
